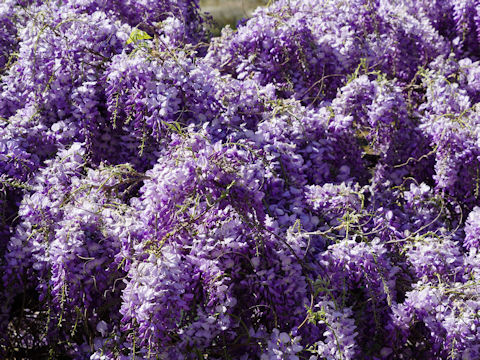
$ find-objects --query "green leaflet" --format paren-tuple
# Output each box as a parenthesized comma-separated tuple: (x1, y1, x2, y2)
(126, 28, 152, 45)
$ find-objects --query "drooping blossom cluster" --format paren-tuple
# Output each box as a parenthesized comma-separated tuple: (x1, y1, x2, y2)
(2, 0, 480, 359)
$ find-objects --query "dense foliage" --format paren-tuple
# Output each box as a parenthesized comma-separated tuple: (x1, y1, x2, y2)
(1, 0, 480, 358)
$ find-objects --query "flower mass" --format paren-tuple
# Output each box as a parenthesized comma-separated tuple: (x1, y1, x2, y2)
(1, 0, 480, 359)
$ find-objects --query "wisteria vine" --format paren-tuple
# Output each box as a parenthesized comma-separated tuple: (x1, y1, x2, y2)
(1, 0, 480, 359)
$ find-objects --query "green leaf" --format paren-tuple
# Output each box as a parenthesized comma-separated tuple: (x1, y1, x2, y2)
(126, 28, 153, 45)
